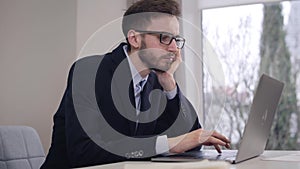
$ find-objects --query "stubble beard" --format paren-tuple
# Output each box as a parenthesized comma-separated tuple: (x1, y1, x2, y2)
(138, 40, 173, 72)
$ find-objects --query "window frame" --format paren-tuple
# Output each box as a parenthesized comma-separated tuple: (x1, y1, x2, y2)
(198, 0, 286, 10)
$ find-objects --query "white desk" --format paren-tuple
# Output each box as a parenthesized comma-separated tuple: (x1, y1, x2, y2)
(78, 151, 300, 169)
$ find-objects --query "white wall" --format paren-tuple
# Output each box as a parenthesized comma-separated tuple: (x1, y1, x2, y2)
(0, 0, 76, 152)
(178, 0, 204, 124)
(77, 0, 127, 56)
(0, 0, 126, 152)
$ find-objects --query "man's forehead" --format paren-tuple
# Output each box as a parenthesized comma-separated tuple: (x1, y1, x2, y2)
(146, 15, 180, 35)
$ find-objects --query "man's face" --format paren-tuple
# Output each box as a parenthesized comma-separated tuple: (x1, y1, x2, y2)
(138, 15, 180, 72)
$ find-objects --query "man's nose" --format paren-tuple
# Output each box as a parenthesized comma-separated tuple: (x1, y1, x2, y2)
(168, 39, 178, 51)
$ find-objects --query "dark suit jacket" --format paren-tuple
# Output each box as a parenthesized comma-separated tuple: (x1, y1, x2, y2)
(41, 43, 201, 169)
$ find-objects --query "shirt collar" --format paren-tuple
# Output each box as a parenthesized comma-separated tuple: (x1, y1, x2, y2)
(123, 45, 148, 87)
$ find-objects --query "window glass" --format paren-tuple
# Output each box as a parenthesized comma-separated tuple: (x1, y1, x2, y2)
(202, 1, 300, 150)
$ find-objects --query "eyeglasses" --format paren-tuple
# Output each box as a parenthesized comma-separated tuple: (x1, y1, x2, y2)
(135, 30, 185, 49)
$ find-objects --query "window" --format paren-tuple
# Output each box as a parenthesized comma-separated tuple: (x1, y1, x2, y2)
(201, 0, 300, 150)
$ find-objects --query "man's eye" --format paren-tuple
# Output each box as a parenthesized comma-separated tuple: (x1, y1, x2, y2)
(161, 35, 172, 43)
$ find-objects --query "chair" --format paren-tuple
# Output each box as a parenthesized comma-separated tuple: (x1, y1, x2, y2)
(0, 125, 45, 169)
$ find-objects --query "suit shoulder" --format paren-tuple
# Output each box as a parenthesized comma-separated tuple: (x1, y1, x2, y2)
(74, 55, 104, 66)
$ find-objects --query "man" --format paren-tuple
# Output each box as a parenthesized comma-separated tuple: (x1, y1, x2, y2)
(41, 0, 230, 168)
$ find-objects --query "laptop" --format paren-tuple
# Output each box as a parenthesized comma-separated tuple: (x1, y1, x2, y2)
(152, 74, 284, 164)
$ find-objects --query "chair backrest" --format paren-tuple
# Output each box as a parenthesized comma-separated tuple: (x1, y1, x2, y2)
(0, 125, 45, 169)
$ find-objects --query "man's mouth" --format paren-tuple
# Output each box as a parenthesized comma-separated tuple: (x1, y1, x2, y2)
(163, 53, 175, 62)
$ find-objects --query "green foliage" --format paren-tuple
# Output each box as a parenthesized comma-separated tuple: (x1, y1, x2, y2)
(260, 3, 299, 150)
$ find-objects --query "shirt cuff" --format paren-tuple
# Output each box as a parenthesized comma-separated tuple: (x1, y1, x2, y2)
(155, 135, 169, 155)
(164, 86, 177, 100)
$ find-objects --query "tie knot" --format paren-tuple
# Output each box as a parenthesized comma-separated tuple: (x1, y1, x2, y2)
(135, 79, 146, 95)
(139, 79, 146, 87)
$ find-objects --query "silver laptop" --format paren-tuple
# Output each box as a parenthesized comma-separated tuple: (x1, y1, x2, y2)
(152, 74, 284, 164)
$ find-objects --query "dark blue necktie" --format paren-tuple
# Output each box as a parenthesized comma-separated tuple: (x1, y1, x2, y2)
(134, 80, 151, 136)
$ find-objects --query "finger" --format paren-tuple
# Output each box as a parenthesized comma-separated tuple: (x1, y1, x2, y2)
(211, 131, 231, 143)
(225, 143, 231, 149)
(167, 51, 182, 73)
(207, 136, 228, 147)
(214, 144, 222, 154)
(210, 136, 232, 151)
(175, 50, 182, 62)
(199, 130, 231, 150)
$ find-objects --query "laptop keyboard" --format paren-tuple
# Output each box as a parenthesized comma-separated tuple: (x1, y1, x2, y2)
(202, 150, 237, 160)
(167, 150, 237, 161)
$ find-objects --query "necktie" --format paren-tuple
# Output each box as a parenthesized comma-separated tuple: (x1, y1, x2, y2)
(134, 80, 148, 135)
(135, 80, 146, 114)
(140, 81, 150, 112)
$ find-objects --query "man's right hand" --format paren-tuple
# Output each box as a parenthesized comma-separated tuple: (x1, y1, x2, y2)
(168, 129, 231, 154)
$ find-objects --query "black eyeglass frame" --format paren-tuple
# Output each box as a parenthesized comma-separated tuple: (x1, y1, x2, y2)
(134, 30, 185, 49)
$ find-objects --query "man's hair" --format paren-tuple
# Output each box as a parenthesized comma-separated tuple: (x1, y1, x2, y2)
(122, 0, 181, 50)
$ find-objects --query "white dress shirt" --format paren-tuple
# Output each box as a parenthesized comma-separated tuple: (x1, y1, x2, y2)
(123, 45, 177, 154)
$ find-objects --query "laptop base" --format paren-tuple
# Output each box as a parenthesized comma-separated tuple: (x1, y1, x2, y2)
(151, 150, 238, 164)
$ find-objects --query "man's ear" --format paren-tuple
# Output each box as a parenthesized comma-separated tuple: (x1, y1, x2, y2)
(127, 30, 140, 49)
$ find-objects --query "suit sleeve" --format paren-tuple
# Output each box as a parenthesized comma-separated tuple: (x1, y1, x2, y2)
(155, 84, 202, 138)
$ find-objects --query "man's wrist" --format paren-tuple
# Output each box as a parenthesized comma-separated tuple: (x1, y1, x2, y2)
(164, 85, 177, 100)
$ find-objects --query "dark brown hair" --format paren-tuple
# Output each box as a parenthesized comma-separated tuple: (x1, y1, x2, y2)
(122, 0, 181, 50)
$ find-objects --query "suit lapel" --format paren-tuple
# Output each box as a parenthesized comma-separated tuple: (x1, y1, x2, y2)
(109, 44, 139, 136)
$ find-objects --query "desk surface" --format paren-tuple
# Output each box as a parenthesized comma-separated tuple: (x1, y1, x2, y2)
(78, 151, 300, 169)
